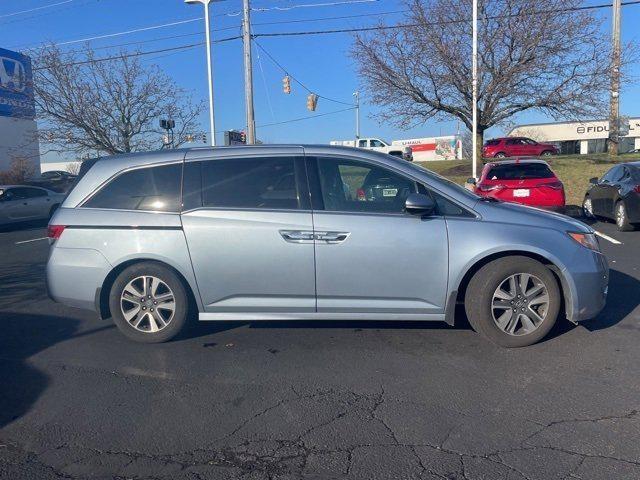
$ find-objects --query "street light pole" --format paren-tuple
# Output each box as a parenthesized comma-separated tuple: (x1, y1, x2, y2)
(608, 0, 621, 156)
(471, 0, 478, 179)
(185, 0, 219, 147)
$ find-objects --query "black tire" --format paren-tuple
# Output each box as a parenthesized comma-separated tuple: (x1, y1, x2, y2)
(109, 262, 189, 343)
(494, 152, 507, 159)
(464, 256, 561, 348)
(615, 201, 635, 231)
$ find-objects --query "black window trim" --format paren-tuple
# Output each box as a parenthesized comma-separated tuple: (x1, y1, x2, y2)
(305, 154, 478, 219)
(180, 154, 311, 214)
(79, 160, 184, 213)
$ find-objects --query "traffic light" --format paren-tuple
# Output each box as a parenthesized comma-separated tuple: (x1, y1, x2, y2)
(306, 93, 318, 111)
(283, 75, 291, 94)
(201, 133, 207, 144)
(240, 131, 246, 143)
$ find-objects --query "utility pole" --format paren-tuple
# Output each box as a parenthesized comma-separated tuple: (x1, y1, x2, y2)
(608, 0, 621, 156)
(353, 91, 360, 146)
(242, 0, 256, 144)
(471, 0, 479, 178)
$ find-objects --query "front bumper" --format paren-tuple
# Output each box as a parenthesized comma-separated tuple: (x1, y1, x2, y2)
(560, 250, 609, 323)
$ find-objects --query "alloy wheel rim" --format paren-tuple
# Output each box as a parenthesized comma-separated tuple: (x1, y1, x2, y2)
(616, 204, 625, 227)
(120, 275, 176, 333)
(491, 273, 549, 336)
(583, 198, 593, 217)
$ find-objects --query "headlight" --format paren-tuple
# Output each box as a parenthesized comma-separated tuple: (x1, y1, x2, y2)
(568, 232, 600, 251)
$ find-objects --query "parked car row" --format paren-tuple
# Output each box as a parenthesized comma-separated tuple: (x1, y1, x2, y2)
(0, 185, 65, 225)
(467, 156, 640, 231)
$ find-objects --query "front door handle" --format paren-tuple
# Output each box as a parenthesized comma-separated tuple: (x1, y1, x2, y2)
(280, 230, 314, 243)
(315, 231, 350, 243)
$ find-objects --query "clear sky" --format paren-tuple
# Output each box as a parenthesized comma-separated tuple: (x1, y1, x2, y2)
(1, 0, 639, 157)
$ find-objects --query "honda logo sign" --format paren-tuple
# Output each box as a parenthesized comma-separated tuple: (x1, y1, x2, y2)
(0, 47, 35, 119)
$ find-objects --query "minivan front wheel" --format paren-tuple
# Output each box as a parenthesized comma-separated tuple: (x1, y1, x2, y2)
(465, 256, 560, 347)
(109, 262, 188, 343)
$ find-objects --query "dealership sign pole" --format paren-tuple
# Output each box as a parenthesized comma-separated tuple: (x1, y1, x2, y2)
(471, 0, 478, 179)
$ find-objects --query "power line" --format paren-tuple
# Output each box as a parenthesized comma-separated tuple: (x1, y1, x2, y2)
(257, 107, 355, 128)
(252, 0, 640, 37)
(0, 0, 76, 19)
(32, 36, 241, 71)
(10, 0, 381, 50)
(253, 40, 355, 106)
(38, 8, 409, 55)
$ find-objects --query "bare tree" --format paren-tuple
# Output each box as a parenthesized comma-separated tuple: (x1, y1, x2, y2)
(0, 157, 36, 184)
(353, 0, 630, 160)
(32, 45, 204, 157)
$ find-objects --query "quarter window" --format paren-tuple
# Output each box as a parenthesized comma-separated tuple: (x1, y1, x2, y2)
(84, 164, 182, 212)
(316, 158, 416, 213)
(201, 157, 299, 210)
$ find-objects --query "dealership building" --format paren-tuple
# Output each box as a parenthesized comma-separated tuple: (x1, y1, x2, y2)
(0, 47, 40, 173)
(508, 118, 640, 155)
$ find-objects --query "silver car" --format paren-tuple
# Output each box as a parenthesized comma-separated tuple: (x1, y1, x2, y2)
(46, 146, 608, 347)
(0, 185, 65, 225)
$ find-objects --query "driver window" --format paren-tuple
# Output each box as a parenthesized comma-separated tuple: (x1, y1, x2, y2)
(358, 139, 367, 148)
(316, 158, 416, 214)
(370, 139, 384, 148)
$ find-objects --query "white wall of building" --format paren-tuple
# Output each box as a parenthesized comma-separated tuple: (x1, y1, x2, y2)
(509, 118, 640, 154)
(0, 116, 40, 172)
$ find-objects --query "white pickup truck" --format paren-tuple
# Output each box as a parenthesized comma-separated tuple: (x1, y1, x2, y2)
(330, 137, 413, 161)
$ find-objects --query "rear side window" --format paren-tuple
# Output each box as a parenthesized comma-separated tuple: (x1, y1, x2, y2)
(84, 164, 182, 212)
(201, 157, 299, 210)
(484, 139, 500, 146)
(487, 163, 554, 180)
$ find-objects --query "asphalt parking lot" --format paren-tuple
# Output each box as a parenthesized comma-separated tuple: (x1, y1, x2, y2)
(1, 219, 639, 480)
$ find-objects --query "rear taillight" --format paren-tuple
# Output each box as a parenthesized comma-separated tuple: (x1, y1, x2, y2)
(478, 184, 504, 192)
(634, 185, 640, 194)
(47, 225, 66, 240)
(543, 181, 564, 190)
(356, 188, 366, 201)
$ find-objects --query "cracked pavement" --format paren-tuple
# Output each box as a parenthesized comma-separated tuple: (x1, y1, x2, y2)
(1, 220, 639, 479)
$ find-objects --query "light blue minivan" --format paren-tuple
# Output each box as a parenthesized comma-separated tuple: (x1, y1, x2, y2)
(46, 146, 608, 347)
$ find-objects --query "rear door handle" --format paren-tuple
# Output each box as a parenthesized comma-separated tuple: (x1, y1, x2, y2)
(280, 230, 314, 243)
(315, 231, 350, 243)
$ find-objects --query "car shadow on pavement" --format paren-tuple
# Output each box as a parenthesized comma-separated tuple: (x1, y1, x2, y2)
(0, 312, 111, 429)
(582, 268, 640, 332)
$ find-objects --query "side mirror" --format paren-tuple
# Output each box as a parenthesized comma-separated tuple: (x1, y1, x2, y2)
(405, 193, 435, 216)
(466, 177, 477, 185)
(589, 177, 598, 185)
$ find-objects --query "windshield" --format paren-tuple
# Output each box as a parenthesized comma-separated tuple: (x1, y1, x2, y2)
(486, 163, 554, 180)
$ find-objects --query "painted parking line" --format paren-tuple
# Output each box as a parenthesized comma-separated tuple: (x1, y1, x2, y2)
(594, 231, 622, 245)
(15, 237, 48, 245)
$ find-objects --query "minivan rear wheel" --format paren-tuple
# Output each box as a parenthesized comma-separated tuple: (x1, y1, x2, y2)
(465, 256, 560, 347)
(109, 262, 188, 343)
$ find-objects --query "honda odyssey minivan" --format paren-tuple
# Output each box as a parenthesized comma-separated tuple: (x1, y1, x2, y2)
(46, 146, 608, 347)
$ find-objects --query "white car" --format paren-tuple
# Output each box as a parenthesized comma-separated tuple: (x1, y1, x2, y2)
(0, 185, 65, 225)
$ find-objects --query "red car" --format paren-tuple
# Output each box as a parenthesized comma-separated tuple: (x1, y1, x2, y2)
(471, 159, 565, 210)
(483, 137, 558, 158)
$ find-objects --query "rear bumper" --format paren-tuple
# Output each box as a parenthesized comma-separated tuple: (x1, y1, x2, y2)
(46, 246, 112, 312)
(561, 250, 609, 323)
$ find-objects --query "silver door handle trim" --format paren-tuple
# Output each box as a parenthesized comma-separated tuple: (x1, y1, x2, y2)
(280, 230, 315, 243)
(315, 231, 350, 243)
